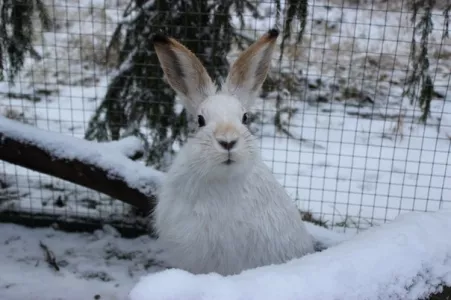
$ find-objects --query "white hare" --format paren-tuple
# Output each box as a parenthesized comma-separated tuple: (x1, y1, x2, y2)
(152, 29, 315, 276)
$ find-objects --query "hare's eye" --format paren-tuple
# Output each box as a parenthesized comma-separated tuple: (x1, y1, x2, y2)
(242, 113, 248, 125)
(198, 115, 206, 127)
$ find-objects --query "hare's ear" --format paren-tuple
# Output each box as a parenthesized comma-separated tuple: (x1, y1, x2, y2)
(223, 29, 279, 108)
(152, 34, 216, 115)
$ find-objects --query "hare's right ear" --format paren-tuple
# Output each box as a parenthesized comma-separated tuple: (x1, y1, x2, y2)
(223, 29, 279, 109)
(152, 35, 216, 115)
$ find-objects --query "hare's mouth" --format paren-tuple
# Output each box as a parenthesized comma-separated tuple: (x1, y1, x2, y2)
(222, 153, 235, 165)
(223, 158, 235, 165)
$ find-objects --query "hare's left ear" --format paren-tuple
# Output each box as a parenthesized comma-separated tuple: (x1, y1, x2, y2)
(223, 29, 279, 108)
(152, 34, 216, 116)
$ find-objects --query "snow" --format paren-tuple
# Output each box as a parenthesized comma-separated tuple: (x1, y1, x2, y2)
(129, 210, 451, 300)
(100, 136, 144, 158)
(0, 222, 163, 300)
(304, 221, 354, 248)
(0, 220, 350, 300)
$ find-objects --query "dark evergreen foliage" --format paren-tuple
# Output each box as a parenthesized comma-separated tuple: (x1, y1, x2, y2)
(404, 0, 450, 123)
(0, 0, 51, 82)
(273, 0, 308, 134)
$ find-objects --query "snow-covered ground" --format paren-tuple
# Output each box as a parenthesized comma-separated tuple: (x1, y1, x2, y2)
(0, 222, 164, 300)
(1, 210, 449, 300)
(0, 0, 450, 230)
(0, 217, 352, 300)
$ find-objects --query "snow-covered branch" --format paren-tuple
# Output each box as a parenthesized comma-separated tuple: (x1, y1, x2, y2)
(0, 116, 164, 212)
(129, 210, 451, 300)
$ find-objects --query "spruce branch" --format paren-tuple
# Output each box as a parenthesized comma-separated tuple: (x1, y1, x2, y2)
(404, 0, 436, 123)
(0, 0, 51, 82)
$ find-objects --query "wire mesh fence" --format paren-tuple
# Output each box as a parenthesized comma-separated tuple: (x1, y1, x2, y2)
(0, 0, 450, 234)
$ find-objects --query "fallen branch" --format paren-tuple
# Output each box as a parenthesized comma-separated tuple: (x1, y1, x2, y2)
(0, 210, 150, 237)
(0, 116, 164, 212)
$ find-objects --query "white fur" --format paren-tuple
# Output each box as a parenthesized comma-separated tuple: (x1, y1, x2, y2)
(153, 32, 315, 276)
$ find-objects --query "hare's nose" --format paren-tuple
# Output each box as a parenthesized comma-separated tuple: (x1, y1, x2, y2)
(217, 139, 237, 150)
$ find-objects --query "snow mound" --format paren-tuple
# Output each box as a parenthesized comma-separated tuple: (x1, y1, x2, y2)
(129, 210, 451, 300)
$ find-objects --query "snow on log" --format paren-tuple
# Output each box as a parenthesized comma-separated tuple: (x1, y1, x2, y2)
(0, 116, 164, 212)
(129, 210, 451, 300)
(100, 135, 146, 160)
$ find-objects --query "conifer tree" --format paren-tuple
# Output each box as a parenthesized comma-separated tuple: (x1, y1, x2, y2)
(404, 0, 451, 122)
(0, 0, 51, 82)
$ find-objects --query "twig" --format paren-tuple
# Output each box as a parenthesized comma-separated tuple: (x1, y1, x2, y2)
(278, 126, 325, 150)
(39, 241, 60, 271)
